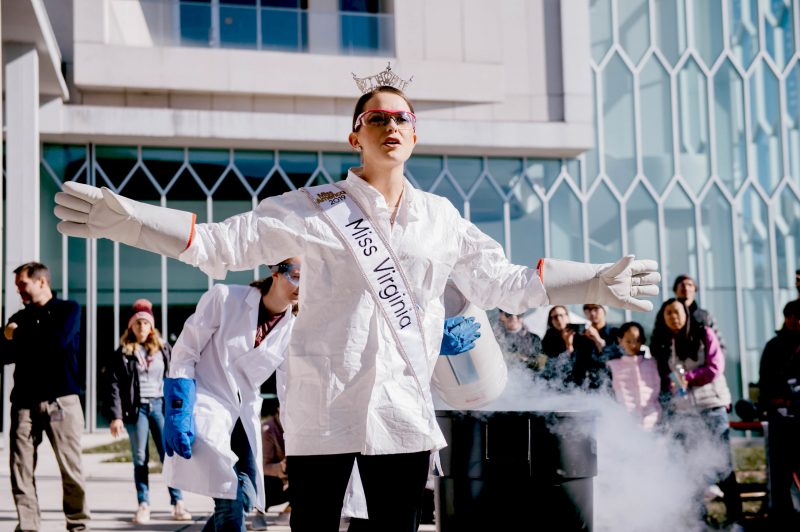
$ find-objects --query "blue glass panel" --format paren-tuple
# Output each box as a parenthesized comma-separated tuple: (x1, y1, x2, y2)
(448, 157, 483, 194)
(602, 54, 637, 192)
(654, 0, 688, 65)
(487, 158, 523, 189)
(94, 146, 138, 190)
(406, 155, 443, 192)
(118, 241, 162, 310)
(713, 59, 747, 192)
(508, 180, 544, 266)
(278, 152, 317, 189)
(677, 57, 711, 193)
(587, 182, 621, 264)
(663, 184, 697, 286)
(262, 7, 307, 51)
(180, 1, 213, 47)
(142, 147, 185, 192)
(189, 148, 230, 192)
(699, 184, 739, 401)
(469, 178, 504, 249)
(234, 150, 275, 192)
(40, 168, 64, 293)
(626, 184, 661, 323)
(764, 0, 795, 69)
(42, 144, 88, 183)
(322, 152, 360, 183)
(585, 70, 601, 189)
(728, 0, 759, 68)
(639, 56, 674, 194)
(220, 5, 257, 48)
(525, 159, 563, 193)
(775, 186, 800, 304)
(749, 60, 783, 193)
(618, 0, 650, 65)
(340, 13, 379, 54)
(431, 175, 465, 217)
(549, 184, 583, 261)
(117, 167, 161, 201)
(737, 186, 774, 383)
(690, 0, 723, 68)
(786, 62, 800, 189)
(590, 0, 613, 63)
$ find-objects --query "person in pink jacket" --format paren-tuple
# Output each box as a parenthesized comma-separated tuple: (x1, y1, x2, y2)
(606, 322, 661, 429)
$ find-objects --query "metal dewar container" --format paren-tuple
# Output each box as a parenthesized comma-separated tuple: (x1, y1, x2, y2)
(435, 409, 598, 532)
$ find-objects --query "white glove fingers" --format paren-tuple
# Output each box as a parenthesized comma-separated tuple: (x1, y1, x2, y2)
(631, 285, 659, 297)
(631, 272, 661, 285)
(630, 259, 659, 275)
(54, 205, 90, 224)
(625, 298, 654, 312)
(62, 181, 103, 203)
(604, 255, 635, 278)
(57, 221, 93, 238)
(54, 191, 93, 213)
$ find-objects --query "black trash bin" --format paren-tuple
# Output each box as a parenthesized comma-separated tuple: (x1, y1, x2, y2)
(435, 410, 597, 532)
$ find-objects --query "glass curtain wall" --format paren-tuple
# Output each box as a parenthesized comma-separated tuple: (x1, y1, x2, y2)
(589, 0, 800, 403)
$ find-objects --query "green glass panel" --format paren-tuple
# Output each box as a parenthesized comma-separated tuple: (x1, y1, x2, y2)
(321, 152, 359, 183)
(585, 70, 601, 189)
(775, 186, 800, 304)
(257, 168, 294, 201)
(40, 170, 64, 293)
(278, 151, 317, 189)
(142, 147, 186, 192)
(431, 175, 464, 217)
(487, 158, 523, 190)
(95, 146, 139, 190)
(587, 182, 621, 264)
(640, 55, 674, 194)
(549, 183, 583, 261)
(713, 59, 747, 192)
(469, 178, 504, 251)
(654, 0, 688, 65)
(525, 159, 562, 193)
(42, 144, 88, 183)
(749, 60, 783, 193)
(618, 0, 650, 65)
(677, 57, 711, 193)
(602, 54, 637, 192)
(117, 167, 161, 201)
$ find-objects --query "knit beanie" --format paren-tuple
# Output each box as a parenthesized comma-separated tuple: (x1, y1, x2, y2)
(128, 299, 156, 330)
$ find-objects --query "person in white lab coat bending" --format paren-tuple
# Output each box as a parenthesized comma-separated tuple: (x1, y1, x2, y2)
(162, 258, 300, 531)
(55, 70, 661, 532)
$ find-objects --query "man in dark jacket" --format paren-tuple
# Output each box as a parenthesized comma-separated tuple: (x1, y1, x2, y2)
(759, 299, 800, 528)
(1, 262, 91, 531)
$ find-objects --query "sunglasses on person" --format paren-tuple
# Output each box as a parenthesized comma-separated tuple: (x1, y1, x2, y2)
(354, 109, 417, 131)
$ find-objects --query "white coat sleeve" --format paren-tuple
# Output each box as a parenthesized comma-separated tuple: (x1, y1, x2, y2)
(169, 285, 225, 379)
(449, 208, 548, 314)
(178, 191, 308, 279)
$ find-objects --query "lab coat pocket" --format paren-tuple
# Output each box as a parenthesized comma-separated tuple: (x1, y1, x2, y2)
(285, 354, 331, 435)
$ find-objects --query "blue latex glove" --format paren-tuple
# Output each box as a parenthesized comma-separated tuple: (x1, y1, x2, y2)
(164, 377, 196, 459)
(440, 316, 481, 355)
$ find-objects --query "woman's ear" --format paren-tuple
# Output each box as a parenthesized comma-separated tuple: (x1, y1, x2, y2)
(348, 132, 360, 151)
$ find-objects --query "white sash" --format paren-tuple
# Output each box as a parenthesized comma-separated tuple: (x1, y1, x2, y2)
(302, 183, 432, 409)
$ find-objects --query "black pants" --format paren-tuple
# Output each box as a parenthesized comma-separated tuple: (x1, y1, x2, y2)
(287, 451, 430, 532)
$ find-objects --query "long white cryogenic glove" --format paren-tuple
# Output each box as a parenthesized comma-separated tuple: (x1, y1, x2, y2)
(54, 182, 196, 258)
(540, 255, 660, 312)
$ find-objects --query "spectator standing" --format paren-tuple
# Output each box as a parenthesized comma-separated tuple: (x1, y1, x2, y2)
(0, 262, 91, 531)
(650, 298, 741, 525)
(492, 310, 545, 373)
(758, 299, 800, 527)
(540, 306, 602, 389)
(672, 274, 725, 349)
(606, 322, 661, 429)
(107, 299, 192, 524)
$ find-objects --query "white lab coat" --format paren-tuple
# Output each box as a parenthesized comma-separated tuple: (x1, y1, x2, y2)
(163, 284, 294, 508)
(179, 170, 549, 456)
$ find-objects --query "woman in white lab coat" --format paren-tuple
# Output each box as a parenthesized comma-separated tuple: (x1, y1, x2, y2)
(55, 77, 660, 532)
(163, 258, 299, 530)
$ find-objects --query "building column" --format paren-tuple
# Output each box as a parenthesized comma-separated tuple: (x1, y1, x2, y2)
(3, 45, 40, 441)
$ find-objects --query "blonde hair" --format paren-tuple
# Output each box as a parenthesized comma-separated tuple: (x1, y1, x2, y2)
(119, 325, 165, 356)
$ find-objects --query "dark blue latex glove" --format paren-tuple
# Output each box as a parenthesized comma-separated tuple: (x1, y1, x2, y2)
(164, 377, 196, 459)
(440, 316, 481, 355)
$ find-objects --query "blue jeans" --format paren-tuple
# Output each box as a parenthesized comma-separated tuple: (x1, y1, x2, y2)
(201, 419, 257, 532)
(124, 398, 182, 505)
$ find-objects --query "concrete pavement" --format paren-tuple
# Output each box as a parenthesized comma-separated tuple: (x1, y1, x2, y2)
(0, 432, 436, 532)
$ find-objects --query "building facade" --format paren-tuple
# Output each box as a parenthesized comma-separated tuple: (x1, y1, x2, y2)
(1, 0, 798, 433)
